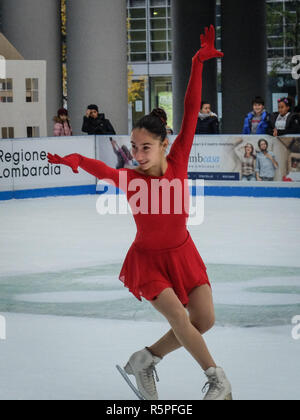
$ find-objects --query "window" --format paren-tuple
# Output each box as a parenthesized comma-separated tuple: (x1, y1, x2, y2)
(27, 126, 40, 138)
(1, 127, 14, 139)
(26, 78, 39, 103)
(127, 0, 172, 63)
(0, 78, 13, 103)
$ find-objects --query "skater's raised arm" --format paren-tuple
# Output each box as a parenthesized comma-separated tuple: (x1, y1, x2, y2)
(47, 153, 126, 189)
(168, 26, 223, 168)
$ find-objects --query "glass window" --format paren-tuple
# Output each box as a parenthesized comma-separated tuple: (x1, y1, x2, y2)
(27, 126, 40, 138)
(0, 78, 13, 103)
(1, 127, 14, 139)
(150, 76, 173, 129)
(129, 31, 146, 42)
(150, 7, 167, 18)
(129, 0, 146, 7)
(130, 42, 147, 53)
(26, 78, 39, 103)
(127, 0, 172, 63)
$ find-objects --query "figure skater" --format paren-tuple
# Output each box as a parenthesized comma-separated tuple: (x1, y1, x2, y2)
(47, 26, 232, 401)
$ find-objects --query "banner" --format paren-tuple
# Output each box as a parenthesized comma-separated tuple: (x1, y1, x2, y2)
(0, 136, 96, 192)
(190, 135, 300, 182)
(95, 134, 300, 183)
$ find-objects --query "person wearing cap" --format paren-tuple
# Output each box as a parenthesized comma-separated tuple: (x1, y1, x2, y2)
(53, 108, 73, 137)
(82, 104, 116, 135)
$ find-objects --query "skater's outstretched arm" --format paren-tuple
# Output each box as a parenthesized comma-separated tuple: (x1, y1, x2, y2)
(47, 153, 126, 189)
(168, 26, 223, 168)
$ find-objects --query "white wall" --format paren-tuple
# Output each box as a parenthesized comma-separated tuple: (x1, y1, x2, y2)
(0, 60, 47, 139)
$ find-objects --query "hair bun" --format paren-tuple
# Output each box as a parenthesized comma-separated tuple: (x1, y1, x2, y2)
(150, 108, 167, 125)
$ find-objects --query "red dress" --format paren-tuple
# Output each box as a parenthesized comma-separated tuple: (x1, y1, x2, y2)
(78, 57, 211, 306)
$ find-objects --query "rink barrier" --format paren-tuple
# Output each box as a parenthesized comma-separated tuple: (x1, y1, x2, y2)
(3, 183, 296, 201)
(1, 135, 300, 200)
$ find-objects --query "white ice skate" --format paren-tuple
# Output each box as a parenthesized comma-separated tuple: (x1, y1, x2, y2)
(202, 366, 232, 400)
(118, 347, 162, 400)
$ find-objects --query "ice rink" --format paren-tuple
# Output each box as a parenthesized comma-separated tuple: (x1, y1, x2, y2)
(0, 194, 300, 400)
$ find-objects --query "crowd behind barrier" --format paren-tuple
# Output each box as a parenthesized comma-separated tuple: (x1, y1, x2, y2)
(0, 134, 300, 201)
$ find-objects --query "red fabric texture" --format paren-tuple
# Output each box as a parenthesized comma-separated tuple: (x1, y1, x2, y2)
(48, 27, 221, 306)
(119, 231, 211, 306)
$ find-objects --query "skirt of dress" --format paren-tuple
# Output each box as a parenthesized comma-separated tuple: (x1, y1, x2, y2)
(119, 230, 211, 307)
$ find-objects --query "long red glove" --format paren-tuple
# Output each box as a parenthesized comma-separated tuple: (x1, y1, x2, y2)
(195, 25, 224, 63)
(47, 153, 82, 174)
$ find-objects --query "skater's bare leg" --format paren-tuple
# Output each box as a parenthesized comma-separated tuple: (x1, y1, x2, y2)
(148, 285, 215, 359)
(149, 287, 216, 371)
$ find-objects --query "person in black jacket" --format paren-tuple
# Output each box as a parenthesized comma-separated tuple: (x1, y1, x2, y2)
(268, 97, 300, 137)
(82, 104, 116, 135)
(195, 101, 219, 135)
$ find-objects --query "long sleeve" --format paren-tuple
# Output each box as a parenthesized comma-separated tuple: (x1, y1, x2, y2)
(53, 123, 62, 137)
(168, 58, 204, 168)
(78, 155, 127, 190)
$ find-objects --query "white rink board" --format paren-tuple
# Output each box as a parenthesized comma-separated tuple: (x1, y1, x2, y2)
(0, 136, 96, 191)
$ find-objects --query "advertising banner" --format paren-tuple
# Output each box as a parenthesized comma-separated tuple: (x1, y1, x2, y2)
(95, 134, 300, 183)
(0, 136, 96, 192)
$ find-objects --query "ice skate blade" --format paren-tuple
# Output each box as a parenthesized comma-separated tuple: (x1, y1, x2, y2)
(116, 365, 145, 400)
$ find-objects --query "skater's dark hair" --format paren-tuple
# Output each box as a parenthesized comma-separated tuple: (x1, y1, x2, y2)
(133, 108, 167, 142)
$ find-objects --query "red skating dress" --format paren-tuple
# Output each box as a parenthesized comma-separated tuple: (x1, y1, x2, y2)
(78, 57, 211, 306)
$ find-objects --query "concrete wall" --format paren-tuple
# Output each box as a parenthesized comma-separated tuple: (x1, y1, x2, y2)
(221, 0, 267, 134)
(1, 0, 62, 136)
(67, 0, 128, 135)
(0, 60, 47, 139)
(172, 0, 217, 133)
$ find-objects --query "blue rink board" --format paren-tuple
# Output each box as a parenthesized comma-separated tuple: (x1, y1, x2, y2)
(1, 183, 300, 200)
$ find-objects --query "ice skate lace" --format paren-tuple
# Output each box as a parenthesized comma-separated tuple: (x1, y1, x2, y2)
(202, 375, 222, 399)
(140, 363, 160, 395)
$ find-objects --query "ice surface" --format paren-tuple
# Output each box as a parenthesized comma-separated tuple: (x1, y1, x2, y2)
(0, 194, 300, 400)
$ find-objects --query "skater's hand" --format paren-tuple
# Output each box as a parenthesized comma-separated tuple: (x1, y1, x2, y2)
(194, 25, 224, 63)
(47, 153, 82, 174)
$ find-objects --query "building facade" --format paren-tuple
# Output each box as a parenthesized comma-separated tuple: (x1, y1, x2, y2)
(127, 0, 173, 129)
(0, 34, 47, 139)
(128, 0, 298, 131)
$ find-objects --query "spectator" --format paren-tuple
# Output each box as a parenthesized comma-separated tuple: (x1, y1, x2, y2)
(268, 97, 300, 137)
(53, 108, 73, 137)
(234, 138, 256, 181)
(255, 139, 279, 182)
(243, 96, 270, 135)
(295, 104, 300, 117)
(195, 101, 219, 134)
(82, 104, 116, 135)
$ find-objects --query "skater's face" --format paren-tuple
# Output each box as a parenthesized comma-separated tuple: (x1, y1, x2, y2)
(253, 103, 264, 115)
(131, 128, 168, 170)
